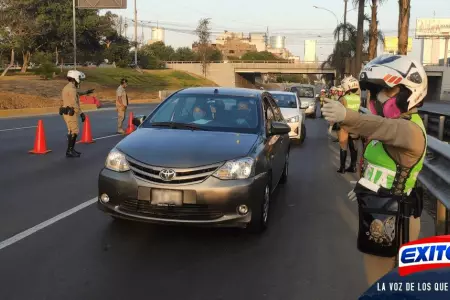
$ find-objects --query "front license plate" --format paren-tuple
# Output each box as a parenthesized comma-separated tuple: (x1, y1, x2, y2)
(151, 189, 183, 206)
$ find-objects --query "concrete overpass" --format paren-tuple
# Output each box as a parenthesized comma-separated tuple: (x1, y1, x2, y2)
(424, 65, 450, 101)
(166, 61, 336, 88)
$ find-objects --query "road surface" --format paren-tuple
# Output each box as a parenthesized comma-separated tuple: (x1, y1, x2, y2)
(0, 106, 434, 300)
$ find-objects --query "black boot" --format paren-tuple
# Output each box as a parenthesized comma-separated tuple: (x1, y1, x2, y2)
(345, 139, 357, 173)
(67, 134, 81, 155)
(66, 134, 81, 158)
(337, 149, 347, 173)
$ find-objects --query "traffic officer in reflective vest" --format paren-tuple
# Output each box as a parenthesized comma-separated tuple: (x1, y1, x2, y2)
(321, 54, 427, 286)
(60, 70, 92, 158)
(337, 76, 361, 173)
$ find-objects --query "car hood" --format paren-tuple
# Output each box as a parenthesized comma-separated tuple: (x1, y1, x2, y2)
(300, 97, 315, 104)
(280, 107, 300, 119)
(116, 128, 258, 168)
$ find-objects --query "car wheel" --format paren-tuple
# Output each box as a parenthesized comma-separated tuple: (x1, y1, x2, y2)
(280, 152, 289, 184)
(299, 123, 306, 144)
(248, 183, 271, 233)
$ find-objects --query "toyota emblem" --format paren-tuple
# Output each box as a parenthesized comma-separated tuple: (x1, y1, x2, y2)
(159, 169, 176, 181)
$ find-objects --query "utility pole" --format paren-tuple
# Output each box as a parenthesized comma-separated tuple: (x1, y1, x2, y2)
(73, 0, 77, 70)
(343, 0, 348, 41)
(134, 0, 138, 67)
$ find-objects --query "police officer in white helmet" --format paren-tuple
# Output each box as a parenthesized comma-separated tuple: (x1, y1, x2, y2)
(59, 70, 94, 158)
(322, 54, 428, 286)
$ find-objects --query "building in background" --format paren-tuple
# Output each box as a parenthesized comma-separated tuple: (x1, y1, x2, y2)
(304, 40, 317, 62)
(269, 36, 286, 49)
(249, 33, 267, 52)
(147, 27, 165, 44)
(421, 39, 450, 65)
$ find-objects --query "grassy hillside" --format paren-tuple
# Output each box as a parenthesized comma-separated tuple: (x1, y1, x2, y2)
(0, 68, 217, 109)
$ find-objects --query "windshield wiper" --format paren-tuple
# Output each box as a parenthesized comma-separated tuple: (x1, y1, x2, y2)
(150, 122, 209, 131)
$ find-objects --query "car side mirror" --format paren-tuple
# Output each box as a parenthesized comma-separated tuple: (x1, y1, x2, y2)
(270, 121, 291, 136)
(132, 115, 147, 127)
(300, 101, 309, 109)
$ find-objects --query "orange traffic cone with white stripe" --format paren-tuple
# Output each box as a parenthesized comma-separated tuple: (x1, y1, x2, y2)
(29, 120, 52, 154)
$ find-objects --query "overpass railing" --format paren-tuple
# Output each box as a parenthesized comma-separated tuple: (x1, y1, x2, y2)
(165, 60, 326, 64)
(359, 107, 450, 235)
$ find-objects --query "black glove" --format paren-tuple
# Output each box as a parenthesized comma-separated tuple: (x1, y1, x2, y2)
(86, 89, 95, 95)
(59, 106, 65, 115)
(80, 113, 86, 123)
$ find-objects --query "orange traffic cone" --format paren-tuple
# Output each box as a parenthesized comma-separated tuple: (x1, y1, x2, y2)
(77, 114, 95, 144)
(29, 120, 52, 154)
(125, 112, 135, 135)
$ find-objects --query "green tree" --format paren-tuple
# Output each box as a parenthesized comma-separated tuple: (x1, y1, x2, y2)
(368, 0, 387, 60)
(354, 0, 366, 76)
(241, 51, 281, 61)
(195, 18, 212, 76)
(208, 49, 223, 61)
(172, 47, 196, 61)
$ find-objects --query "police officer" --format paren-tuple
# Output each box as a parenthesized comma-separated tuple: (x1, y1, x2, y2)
(60, 70, 92, 158)
(322, 54, 427, 286)
(116, 78, 129, 134)
(337, 76, 361, 173)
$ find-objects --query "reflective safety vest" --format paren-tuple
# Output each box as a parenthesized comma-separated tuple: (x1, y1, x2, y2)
(344, 93, 361, 112)
(362, 114, 427, 196)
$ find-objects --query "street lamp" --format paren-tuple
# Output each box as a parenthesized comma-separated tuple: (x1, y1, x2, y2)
(313, 6, 339, 28)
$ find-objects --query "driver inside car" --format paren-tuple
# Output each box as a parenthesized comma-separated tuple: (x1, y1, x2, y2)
(192, 104, 211, 125)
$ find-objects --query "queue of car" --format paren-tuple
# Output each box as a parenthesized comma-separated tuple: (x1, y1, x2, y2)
(97, 86, 319, 233)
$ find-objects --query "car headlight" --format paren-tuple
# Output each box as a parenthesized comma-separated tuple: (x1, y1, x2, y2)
(105, 149, 130, 172)
(213, 157, 255, 180)
(286, 115, 299, 123)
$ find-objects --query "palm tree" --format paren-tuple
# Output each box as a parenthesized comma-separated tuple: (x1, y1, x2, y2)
(354, 0, 366, 76)
(398, 0, 411, 54)
(365, 15, 386, 59)
(367, 0, 387, 60)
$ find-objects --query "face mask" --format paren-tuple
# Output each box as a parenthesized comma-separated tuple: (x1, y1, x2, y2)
(369, 91, 402, 118)
(193, 111, 204, 120)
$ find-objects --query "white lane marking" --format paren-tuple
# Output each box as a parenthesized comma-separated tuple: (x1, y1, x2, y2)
(0, 198, 97, 251)
(0, 125, 37, 132)
(93, 134, 122, 141)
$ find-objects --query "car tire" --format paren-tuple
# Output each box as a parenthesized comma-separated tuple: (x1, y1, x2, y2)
(279, 152, 289, 184)
(299, 123, 306, 144)
(248, 183, 271, 233)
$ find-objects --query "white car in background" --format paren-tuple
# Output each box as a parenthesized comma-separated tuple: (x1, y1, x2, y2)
(288, 84, 317, 118)
(269, 91, 306, 144)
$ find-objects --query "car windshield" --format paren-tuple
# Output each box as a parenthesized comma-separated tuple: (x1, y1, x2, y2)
(291, 86, 315, 98)
(270, 93, 298, 108)
(141, 93, 261, 134)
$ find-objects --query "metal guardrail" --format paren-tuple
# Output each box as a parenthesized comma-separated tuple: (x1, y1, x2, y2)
(418, 108, 450, 141)
(359, 107, 450, 235)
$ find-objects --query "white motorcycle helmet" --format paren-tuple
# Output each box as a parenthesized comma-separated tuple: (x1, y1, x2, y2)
(341, 76, 360, 94)
(67, 70, 86, 84)
(359, 54, 427, 111)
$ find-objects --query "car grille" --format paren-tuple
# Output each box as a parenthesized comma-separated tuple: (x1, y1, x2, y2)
(120, 199, 224, 220)
(127, 157, 222, 185)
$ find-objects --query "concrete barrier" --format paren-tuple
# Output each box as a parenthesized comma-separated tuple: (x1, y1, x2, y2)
(0, 104, 98, 118)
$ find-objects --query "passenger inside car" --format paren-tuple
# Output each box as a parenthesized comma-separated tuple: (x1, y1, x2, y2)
(235, 100, 256, 127)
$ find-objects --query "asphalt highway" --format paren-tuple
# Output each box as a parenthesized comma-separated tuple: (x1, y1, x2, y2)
(0, 106, 435, 300)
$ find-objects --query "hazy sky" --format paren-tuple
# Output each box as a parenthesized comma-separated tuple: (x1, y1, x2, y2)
(104, 0, 450, 61)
